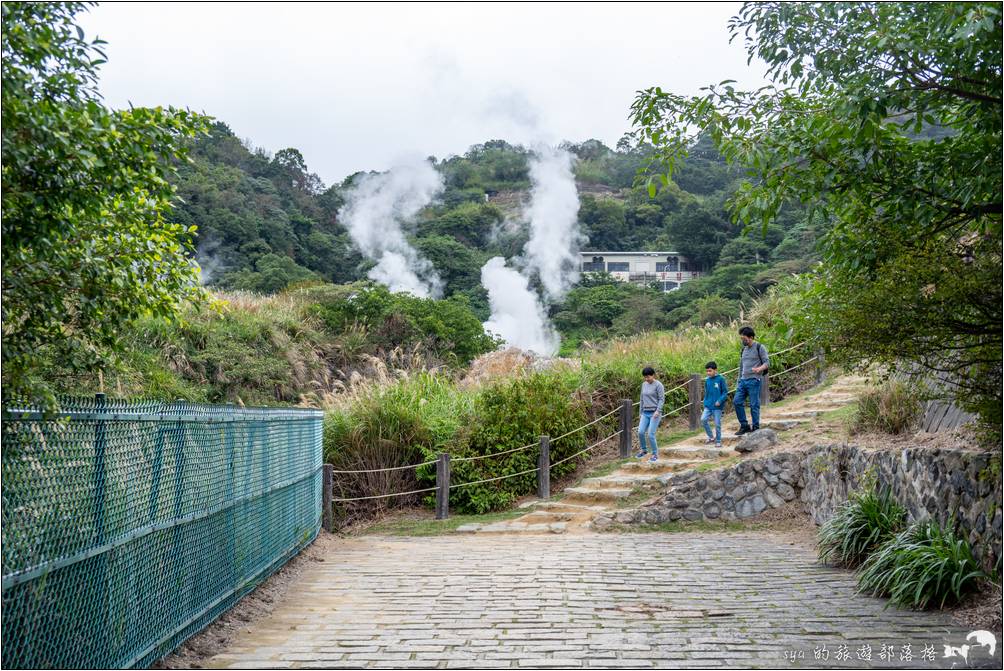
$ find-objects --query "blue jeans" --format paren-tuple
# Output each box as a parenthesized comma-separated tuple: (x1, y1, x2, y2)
(734, 378, 761, 429)
(701, 407, 723, 443)
(638, 410, 662, 456)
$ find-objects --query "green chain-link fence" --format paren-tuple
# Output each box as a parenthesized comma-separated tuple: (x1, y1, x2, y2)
(1, 395, 323, 669)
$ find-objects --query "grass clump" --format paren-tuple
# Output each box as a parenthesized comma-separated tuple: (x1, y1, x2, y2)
(851, 380, 922, 435)
(857, 520, 988, 609)
(817, 488, 907, 567)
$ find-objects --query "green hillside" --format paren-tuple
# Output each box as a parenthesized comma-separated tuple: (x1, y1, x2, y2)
(171, 124, 827, 345)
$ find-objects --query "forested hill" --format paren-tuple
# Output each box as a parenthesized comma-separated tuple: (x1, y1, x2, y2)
(170, 122, 827, 342)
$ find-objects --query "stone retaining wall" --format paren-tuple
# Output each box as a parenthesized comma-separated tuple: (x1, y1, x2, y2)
(595, 444, 1002, 571)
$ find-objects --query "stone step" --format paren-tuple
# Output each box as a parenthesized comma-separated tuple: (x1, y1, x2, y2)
(770, 409, 822, 417)
(619, 459, 697, 474)
(661, 445, 732, 460)
(580, 474, 661, 489)
(677, 435, 739, 448)
(454, 521, 569, 535)
(523, 501, 608, 514)
(518, 510, 577, 523)
(561, 487, 634, 504)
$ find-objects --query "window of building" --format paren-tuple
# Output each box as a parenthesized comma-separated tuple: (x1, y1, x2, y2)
(656, 256, 679, 272)
(581, 256, 605, 272)
(607, 262, 630, 272)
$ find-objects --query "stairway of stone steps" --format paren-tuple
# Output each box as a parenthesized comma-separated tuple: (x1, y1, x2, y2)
(454, 374, 871, 536)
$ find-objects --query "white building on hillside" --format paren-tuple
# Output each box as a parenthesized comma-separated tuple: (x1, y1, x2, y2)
(579, 251, 700, 292)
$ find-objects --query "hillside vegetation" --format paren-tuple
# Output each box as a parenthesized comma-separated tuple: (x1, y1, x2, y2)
(174, 127, 826, 343)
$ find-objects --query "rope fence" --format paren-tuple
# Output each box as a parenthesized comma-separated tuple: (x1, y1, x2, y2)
(324, 342, 825, 521)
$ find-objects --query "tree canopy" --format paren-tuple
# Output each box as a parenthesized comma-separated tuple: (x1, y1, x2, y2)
(1, 2, 208, 407)
(631, 1, 1002, 424)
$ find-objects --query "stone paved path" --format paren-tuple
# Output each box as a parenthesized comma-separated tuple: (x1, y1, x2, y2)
(205, 534, 997, 669)
(457, 375, 871, 535)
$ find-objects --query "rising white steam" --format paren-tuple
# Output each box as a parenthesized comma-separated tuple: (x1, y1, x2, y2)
(523, 146, 581, 301)
(481, 257, 559, 356)
(339, 161, 444, 297)
(479, 146, 580, 355)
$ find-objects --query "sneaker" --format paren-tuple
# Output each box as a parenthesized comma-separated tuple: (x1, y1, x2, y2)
(648, 455, 658, 463)
(752, 425, 760, 432)
(635, 451, 648, 458)
(704, 437, 715, 444)
(735, 425, 752, 436)
(715, 442, 722, 448)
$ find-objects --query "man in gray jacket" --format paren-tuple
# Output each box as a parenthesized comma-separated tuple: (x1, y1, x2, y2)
(734, 326, 769, 435)
(636, 367, 665, 462)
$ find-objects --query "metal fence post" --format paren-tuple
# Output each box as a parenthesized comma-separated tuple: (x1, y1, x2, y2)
(322, 463, 333, 532)
(537, 436, 550, 499)
(687, 375, 701, 430)
(618, 399, 632, 458)
(93, 393, 109, 665)
(815, 348, 825, 386)
(435, 453, 451, 520)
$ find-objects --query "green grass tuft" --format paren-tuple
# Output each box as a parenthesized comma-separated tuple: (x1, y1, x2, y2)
(857, 520, 987, 609)
(817, 488, 906, 567)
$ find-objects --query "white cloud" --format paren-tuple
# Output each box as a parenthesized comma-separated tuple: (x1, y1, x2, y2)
(78, 2, 767, 185)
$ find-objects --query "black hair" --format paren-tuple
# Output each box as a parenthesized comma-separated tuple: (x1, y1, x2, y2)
(738, 326, 755, 338)
(642, 366, 655, 377)
(705, 361, 717, 370)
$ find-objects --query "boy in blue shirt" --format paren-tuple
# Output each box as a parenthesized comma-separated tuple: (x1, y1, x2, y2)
(701, 361, 728, 447)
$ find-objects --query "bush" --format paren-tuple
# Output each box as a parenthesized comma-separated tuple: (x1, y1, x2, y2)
(817, 489, 907, 567)
(852, 380, 923, 435)
(857, 520, 987, 609)
(420, 372, 592, 514)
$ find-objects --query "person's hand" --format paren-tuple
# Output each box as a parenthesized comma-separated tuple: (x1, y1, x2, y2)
(653, 411, 661, 420)
(715, 402, 720, 407)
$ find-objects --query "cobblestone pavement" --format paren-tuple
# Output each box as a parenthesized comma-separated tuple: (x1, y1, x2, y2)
(206, 534, 999, 669)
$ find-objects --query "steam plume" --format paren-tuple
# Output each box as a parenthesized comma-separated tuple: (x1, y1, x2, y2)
(523, 146, 581, 301)
(339, 160, 444, 297)
(481, 257, 559, 356)
(479, 146, 580, 356)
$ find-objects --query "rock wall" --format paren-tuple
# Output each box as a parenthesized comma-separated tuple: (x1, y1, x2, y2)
(595, 444, 1002, 571)
(801, 445, 1001, 571)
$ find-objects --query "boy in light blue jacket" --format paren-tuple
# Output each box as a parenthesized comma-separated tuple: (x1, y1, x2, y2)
(702, 361, 729, 447)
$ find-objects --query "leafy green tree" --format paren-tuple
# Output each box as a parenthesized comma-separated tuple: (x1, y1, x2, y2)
(664, 202, 735, 269)
(717, 236, 772, 266)
(632, 2, 1002, 424)
(579, 196, 627, 250)
(1, 2, 208, 407)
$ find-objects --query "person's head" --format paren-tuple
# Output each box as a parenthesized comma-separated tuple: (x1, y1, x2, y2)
(705, 361, 717, 377)
(738, 326, 755, 346)
(642, 366, 656, 382)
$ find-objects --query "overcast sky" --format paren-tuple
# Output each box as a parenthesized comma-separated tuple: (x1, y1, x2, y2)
(79, 2, 768, 186)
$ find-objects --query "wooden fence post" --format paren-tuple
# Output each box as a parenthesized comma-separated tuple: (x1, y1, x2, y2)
(762, 372, 771, 405)
(618, 399, 632, 458)
(537, 436, 550, 499)
(322, 463, 333, 532)
(687, 375, 701, 430)
(435, 453, 451, 520)
(815, 348, 825, 386)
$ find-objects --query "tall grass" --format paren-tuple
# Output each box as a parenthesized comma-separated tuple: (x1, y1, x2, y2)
(817, 489, 907, 567)
(857, 520, 988, 609)
(852, 380, 923, 434)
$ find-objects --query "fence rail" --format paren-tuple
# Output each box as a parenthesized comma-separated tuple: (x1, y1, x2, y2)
(1, 396, 323, 669)
(325, 343, 824, 520)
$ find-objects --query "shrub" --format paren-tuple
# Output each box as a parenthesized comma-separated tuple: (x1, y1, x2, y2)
(817, 489, 907, 567)
(420, 372, 592, 514)
(852, 380, 923, 435)
(857, 520, 988, 609)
